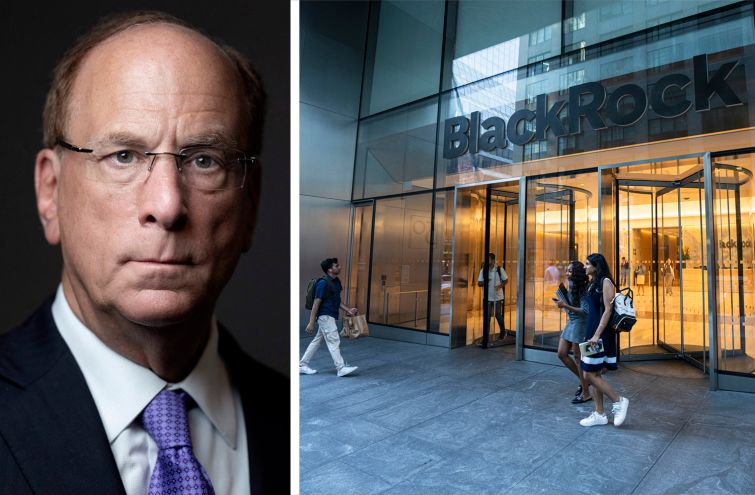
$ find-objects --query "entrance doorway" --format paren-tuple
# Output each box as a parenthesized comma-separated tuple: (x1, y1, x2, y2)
(610, 155, 754, 375)
(613, 157, 709, 369)
(450, 180, 519, 348)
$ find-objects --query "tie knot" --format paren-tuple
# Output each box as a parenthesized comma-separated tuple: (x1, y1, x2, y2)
(141, 389, 193, 450)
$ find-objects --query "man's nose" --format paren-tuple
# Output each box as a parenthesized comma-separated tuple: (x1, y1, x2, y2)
(137, 155, 188, 230)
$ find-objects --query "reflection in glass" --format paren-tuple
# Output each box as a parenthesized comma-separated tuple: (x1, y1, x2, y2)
(354, 98, 438, 200)
(712, 154, 755, 375)
(431, 190, 454, 335)
(446, 0, 561, 89)
(610, 157, 709, 365)
(361, 0, 444, 116)
(347, 203, 374, 315)
(450, 182, 519, 346)
(565, 0, 741, 52)
(451, 186, 487, 346)
(436, 4, 755, 189)
(525, 173, 598, 350)
(369, 194, 432, 330)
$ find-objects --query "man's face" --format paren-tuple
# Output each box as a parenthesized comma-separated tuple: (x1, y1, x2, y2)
(37, 24, 257, 326)
(330, 263, 341, 276)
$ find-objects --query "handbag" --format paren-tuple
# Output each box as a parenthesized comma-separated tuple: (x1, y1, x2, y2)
(610, 286, 637, 332)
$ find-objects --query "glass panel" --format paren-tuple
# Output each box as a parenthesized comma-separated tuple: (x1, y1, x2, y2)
(712, 153, 755, 375)
(658, 188, 681, 349)
(524, 172, 598, 350)
(489, 183, 520, 340)
(451, 186, 487, 346)
(445, 0, 562, 89)
(609, 156, 708, 365)
(450, 181, 519, 346)
(430, 190, 454, 335)
(347, 203, 374, 314)
(680, 183, 709, 365)
(616, 186, 656, 353)
(436, 5, 755, 187)
(354, 98, 438, 200)
(566, 0, 741, 52)
(369, 194, 432, 330)
(361, 0, 444, 116)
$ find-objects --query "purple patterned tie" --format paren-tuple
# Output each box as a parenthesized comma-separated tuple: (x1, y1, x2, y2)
(141, 389, 215, 495)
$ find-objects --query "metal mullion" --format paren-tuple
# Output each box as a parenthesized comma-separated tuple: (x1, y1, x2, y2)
(364, 200, 377, 323)
(734, 184, 746, 356)
(725, 173, 736, 368)
(704, 153, 719, 390)
(625, 188, 632, 354)
(516, 177, 527, 360)
(677, 187, 684, 356)
(698, 184, 707, 372)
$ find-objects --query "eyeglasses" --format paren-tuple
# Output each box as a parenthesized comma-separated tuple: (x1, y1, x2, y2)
(56, 140, 256, 191)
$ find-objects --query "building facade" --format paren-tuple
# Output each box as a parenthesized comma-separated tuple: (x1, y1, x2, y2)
(301, 0, 755, 393)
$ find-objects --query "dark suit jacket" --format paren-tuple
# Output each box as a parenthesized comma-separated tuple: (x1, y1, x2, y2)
(0, 297, 289, 494)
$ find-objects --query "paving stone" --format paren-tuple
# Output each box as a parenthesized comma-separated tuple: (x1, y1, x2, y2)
(300, 461, 391, 495)
(299, 336, 755, 494)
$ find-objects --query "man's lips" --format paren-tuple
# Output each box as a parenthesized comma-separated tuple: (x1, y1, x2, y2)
(130, 258, 194, 265)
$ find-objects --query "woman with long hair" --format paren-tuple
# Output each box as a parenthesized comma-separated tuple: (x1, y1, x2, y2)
(579, 253, 630, 427)
(555, 261, 591, 403)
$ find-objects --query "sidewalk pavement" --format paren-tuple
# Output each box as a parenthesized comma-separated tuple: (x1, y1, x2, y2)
(299, 336, 755, 495)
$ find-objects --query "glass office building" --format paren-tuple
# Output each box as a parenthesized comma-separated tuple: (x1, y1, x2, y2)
(301, 0, 755, 393)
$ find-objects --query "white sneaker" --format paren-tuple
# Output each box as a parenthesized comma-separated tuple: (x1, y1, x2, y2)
(299, 364, 317, 375)
(612, 396, 629, 427)
(579, 411, 608, 427)
(337, 365, 358, 377)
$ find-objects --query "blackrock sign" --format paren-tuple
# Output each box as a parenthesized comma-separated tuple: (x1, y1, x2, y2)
(443, 54, 744, 159)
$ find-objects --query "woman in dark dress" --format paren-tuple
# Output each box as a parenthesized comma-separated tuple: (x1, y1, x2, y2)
(579, 253, 630, 427)
(555, 261, 591, 403)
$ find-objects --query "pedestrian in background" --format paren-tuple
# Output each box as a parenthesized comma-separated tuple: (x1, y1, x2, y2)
(300, 258, 359, 377)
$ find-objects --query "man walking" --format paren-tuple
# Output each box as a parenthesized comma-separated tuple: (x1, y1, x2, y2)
(477, 253, 509, 339)
(300, 258, 359, 377)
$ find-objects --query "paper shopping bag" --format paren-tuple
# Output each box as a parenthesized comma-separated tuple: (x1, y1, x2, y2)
(352, 314, 369, 338)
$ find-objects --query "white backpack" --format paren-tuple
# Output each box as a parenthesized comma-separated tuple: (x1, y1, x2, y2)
(610, 286, 637, 332)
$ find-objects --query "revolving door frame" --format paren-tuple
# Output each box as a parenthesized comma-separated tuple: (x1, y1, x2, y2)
(600, 151, 753, 390)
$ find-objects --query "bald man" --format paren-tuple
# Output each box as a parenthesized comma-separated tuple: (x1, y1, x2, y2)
(0, 11, 287, 495)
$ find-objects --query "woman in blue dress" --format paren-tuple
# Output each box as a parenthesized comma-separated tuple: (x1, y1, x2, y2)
(579, 253, 630, 427)
(555, 261, 591, 404)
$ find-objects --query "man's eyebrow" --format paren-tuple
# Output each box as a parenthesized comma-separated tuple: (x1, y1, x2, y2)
(90, 131, 241, 150)
(91, 132, 149, 149)
(181, 131, 239, 149)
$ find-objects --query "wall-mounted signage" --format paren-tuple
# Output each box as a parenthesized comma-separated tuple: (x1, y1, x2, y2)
(443, 54, 744, 159)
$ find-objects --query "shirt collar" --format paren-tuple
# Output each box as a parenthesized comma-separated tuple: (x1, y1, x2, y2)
(51, 284, 238, 449)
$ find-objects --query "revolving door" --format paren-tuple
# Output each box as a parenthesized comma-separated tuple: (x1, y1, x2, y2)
(611, 155, 752, 375)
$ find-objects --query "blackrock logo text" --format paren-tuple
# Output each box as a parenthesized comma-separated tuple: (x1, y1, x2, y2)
(443, 54, 743, 159)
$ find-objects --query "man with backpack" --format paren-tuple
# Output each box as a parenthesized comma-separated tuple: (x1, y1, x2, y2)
(477, 252, 509, 339)
(300, 257, 359, 377)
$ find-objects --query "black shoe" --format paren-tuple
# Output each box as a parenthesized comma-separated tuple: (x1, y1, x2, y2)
(572, 394, 593, 404)
(574, 385, 583, 397)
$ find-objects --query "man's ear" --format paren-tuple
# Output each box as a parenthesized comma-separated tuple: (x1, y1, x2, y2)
(35, 148, 62, 245)
(242, 160, 261, 252)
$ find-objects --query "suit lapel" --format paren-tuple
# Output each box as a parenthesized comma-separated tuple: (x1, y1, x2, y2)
(218, 327, 290, 495)
(0, 300, 126, 495)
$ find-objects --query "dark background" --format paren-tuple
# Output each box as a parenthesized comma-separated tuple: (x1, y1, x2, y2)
(0, 1, 290, 376)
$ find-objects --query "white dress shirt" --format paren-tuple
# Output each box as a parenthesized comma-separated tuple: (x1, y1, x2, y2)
(51, 285, 250, 495)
